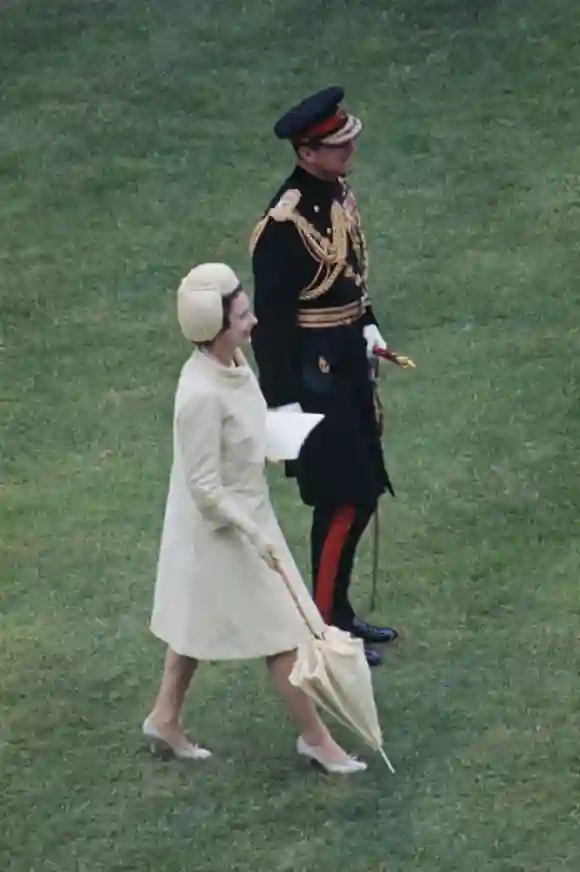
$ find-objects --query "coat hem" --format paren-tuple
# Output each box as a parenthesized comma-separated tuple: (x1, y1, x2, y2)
(150, 626, 307, 661)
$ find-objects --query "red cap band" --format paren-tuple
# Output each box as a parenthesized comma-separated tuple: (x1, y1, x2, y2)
(297, 108, 347, 142)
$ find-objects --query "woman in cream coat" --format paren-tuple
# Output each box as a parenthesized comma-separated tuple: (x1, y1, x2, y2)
(143, 262, 365, 774)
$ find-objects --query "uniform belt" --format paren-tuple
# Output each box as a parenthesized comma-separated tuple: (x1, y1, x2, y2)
(296, 300, 365, 328)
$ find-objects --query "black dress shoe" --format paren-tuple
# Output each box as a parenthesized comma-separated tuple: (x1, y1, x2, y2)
(364, 645, 382, 668)
(352, 617, 399, 645)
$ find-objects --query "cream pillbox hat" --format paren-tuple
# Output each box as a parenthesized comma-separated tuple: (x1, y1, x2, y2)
(177, 262, 240, 343)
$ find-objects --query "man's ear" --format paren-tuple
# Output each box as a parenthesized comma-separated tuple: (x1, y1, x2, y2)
(297, 144, 317, 164)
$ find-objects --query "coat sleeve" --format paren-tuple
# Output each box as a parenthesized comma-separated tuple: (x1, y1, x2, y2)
(176, 391, 261, 540)
(251, 219, 317, 408)
(361, 302, 379, 329)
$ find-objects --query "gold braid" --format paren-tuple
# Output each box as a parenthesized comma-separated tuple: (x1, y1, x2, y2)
(249, 216, 269, 255)
(249, 190, 368, 300)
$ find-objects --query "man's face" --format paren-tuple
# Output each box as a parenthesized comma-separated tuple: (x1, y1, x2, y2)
(300, 139, 357, 179)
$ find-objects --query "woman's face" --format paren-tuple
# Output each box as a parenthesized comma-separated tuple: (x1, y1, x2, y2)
(224, 291, 257, 347)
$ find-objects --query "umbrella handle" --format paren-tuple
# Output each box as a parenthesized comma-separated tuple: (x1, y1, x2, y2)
(370, 505, 379, 613)
(273, 559, 324, 639)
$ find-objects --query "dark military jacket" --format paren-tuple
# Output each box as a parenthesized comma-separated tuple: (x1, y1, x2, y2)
(250, 165, 393, 508)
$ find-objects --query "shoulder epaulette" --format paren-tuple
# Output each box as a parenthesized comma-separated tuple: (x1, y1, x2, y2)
(249, 189, 302, 254)
(269, 189, 301, 222)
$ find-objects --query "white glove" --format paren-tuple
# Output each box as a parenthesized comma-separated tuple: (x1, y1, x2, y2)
(271, 403, 303, 413)
(245, 526, 280, 571)
(363, 324, 388, 359)
(255, 538, 280, 571)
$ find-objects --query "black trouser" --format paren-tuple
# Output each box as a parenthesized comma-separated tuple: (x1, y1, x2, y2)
(310, 502, 377, 630)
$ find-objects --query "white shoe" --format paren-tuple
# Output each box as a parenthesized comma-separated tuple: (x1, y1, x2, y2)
(297, 737, 367, 774)
(142, 717, 212, 760)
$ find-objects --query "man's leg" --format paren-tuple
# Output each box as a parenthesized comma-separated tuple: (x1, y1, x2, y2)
(311, 504, 356, 624)
(311, 504, 383, 667)
(329, 502, 375, 629)
(335, 503, 399, 644)
(311, 503, 398, 647)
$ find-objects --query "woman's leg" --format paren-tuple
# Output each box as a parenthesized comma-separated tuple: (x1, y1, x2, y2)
(146, 646, 198, 749)
(265, 649, 351, 764)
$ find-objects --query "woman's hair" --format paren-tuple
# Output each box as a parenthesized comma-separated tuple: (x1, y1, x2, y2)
(195, 284, 243, 348)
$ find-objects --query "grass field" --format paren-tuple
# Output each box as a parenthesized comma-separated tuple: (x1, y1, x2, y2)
(2, 1, 580, 870)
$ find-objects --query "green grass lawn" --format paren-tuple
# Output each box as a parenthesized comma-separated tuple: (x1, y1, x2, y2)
(2, 0, 580, 869)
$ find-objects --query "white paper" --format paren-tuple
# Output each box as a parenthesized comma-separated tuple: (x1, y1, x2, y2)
(265, 409, 324, 461)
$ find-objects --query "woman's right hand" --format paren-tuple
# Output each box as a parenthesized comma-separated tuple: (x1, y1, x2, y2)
(259, 542, 280, 571)
(250, 532, 280, 571)
(235, 517, 280, 570)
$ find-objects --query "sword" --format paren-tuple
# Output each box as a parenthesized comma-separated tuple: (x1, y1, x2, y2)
(367, 345, 415, 612)
(372, 345, 416, 369)
(370, 501, 380, 613)
(369, 355, 381, 613)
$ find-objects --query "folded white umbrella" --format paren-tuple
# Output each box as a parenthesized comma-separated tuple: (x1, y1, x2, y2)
(274, 561, 395, 772)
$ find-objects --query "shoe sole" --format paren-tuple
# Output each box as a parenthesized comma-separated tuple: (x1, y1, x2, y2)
(145, 736, 175, 759)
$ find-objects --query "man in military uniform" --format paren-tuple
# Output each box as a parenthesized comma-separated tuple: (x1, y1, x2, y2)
(250, 86, 404, 667)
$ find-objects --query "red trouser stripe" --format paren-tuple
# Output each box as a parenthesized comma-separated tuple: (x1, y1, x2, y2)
(314, 505, 357, 622)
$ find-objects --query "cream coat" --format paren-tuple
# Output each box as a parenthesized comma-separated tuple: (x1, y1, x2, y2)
(150, 349, 324, 659)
